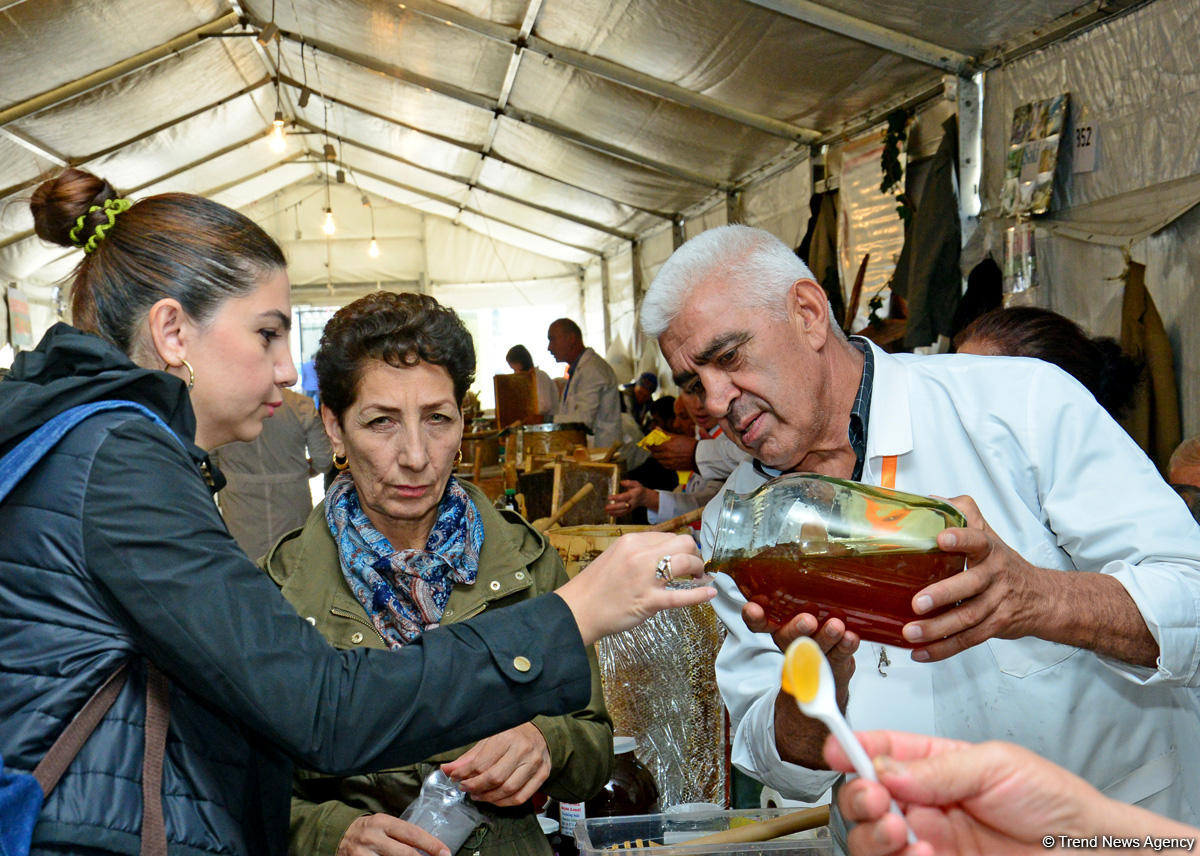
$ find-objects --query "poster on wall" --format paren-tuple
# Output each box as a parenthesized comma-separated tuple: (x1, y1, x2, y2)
(1000, 93, 1070, 216)
(7, 284, 33, 348)
(837, 130, 906, 332)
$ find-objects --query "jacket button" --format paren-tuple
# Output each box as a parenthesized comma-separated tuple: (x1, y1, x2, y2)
(514, 571, 525, 580)
(350, 632, 364, 644)
(489, 580, 501, 591)
(513, 656, 531, 672)
(306, 616, 317, 625)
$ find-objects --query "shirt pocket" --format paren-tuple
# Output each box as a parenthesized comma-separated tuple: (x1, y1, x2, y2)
(1102, 749, 1180, 807)
(986, 637, 1079, 678)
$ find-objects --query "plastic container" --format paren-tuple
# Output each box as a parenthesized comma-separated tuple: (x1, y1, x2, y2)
(400, 769, 487, 854)
(707, 473, 966, 647)
(584, 736, 659, 818)
(575, 808, 832, 856)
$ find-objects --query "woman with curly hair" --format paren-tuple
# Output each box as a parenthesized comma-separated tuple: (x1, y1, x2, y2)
(263, 293, 614, 856)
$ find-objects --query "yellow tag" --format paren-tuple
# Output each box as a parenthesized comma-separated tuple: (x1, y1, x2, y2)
(781, 638, 821, 704)
(636, 428, 672, 450)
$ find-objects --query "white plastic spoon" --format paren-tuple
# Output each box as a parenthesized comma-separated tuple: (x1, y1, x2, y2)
(781, 636, 917, 846)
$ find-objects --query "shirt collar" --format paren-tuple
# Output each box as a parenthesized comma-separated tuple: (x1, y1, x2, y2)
(847, 336, 874, 481)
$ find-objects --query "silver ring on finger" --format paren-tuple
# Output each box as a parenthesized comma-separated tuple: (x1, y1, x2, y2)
(655, 554, 674, 582)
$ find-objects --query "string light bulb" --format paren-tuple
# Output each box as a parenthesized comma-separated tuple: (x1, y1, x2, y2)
(322, 208, 336, 235)
(368, 237, 380, 258)
(268, 111, 286, 153)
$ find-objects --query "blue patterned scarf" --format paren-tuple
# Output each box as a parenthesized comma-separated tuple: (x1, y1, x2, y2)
(325, 470, 483, 649)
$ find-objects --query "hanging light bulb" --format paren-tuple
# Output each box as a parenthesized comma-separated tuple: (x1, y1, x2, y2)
(368, 237, 380, 258)
(268, 112, 286, 153)
(322, 208, 336, 236)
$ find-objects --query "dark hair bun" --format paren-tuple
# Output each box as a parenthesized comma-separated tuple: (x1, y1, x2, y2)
(30, 167, 120, 248)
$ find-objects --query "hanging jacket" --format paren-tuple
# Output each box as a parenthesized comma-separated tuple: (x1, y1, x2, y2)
(261, 483, 613, 856)
(891, 116, 962, 348)
(0, 324, 594, 856)
(1118, 261, 1182, 474)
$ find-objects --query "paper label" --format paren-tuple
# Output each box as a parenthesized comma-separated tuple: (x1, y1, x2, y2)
(559, 802, 584, 836)
(1073, 122, 1099, 173)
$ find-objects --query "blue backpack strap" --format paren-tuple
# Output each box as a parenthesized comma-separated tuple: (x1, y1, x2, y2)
(0, 400, 182, 505)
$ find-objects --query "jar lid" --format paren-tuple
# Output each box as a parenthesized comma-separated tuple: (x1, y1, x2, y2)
(613, 735, 637, 754)
(537, 815, 560, 835)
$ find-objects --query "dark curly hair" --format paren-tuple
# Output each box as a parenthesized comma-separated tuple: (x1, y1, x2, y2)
(316, 292, 476, 420)
(954, 306, 1143, 419)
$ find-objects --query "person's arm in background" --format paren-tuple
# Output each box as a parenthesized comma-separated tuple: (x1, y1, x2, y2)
(292, 389, 332, 477)
(556, 355, 606, 429)
(826, 730, 1200, 856)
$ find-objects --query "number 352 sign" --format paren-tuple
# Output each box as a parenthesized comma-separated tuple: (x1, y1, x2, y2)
(1073, 123, 1099, 173)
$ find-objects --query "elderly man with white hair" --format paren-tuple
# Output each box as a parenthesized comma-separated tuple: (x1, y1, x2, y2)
(643, 224, 1200, 833)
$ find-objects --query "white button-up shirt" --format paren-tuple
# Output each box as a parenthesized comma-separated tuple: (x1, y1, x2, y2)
(703, 343, 1200, 825)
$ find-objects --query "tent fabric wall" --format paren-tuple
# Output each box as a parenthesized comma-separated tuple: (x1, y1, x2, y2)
(980, 0, 1200, 437)
(587, 154, 814, 392)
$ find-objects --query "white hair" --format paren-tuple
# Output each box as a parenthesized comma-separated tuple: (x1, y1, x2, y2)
(640, 224, 826, 337)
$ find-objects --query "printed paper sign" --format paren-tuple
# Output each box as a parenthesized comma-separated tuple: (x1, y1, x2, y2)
(1073, 122, 1099, 173)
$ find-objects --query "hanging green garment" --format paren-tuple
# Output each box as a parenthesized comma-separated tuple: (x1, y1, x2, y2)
(1118, 261, 1181, 474)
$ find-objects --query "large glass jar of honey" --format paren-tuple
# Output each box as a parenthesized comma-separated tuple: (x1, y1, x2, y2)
(707, 473, 967, 647)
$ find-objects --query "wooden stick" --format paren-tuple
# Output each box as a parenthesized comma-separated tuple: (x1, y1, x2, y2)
(646, 506, 704, 532)
(599, 441, 622, 463)
(844, 252, 871, 332)
(679, 806, 830, 846)
(533, 482, 595, 531)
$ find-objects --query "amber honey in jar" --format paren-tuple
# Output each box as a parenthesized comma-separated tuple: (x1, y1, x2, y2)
(708, 473, 967, 648)
(711, 541, 963, 647)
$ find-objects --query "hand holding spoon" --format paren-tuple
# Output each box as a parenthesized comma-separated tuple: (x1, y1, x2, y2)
(781, 636, 917, 846)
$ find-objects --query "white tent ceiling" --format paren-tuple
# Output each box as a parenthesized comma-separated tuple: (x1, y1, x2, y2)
(0, 0, 1150, 316)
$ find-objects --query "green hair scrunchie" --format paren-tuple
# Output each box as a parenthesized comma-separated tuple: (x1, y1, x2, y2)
(69, 197, 132, 254)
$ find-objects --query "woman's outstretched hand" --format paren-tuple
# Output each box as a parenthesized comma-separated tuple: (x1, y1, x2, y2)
(555, 532, 713, 646)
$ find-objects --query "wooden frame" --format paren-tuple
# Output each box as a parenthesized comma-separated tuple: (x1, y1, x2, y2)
(550, 460, 622, 526)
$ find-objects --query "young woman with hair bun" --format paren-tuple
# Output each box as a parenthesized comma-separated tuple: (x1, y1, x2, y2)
(0, 168, 712, 856)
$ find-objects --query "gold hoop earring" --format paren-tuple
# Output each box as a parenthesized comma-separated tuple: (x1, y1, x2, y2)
(332, 452, 349, 471)
(180, 359, 195, 391)
(454, 449, 463, 465)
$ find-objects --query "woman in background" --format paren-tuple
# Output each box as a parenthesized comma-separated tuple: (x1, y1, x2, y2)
(506, 344, 558, 422)
(954, 306, 1142, 419)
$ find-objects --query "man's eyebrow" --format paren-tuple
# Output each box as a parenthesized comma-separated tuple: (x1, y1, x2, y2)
(673, 331, 751, 387)
(694, 331, 750, 365)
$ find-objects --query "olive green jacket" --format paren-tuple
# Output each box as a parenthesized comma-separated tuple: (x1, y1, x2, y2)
(261, 480, 613, 856)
